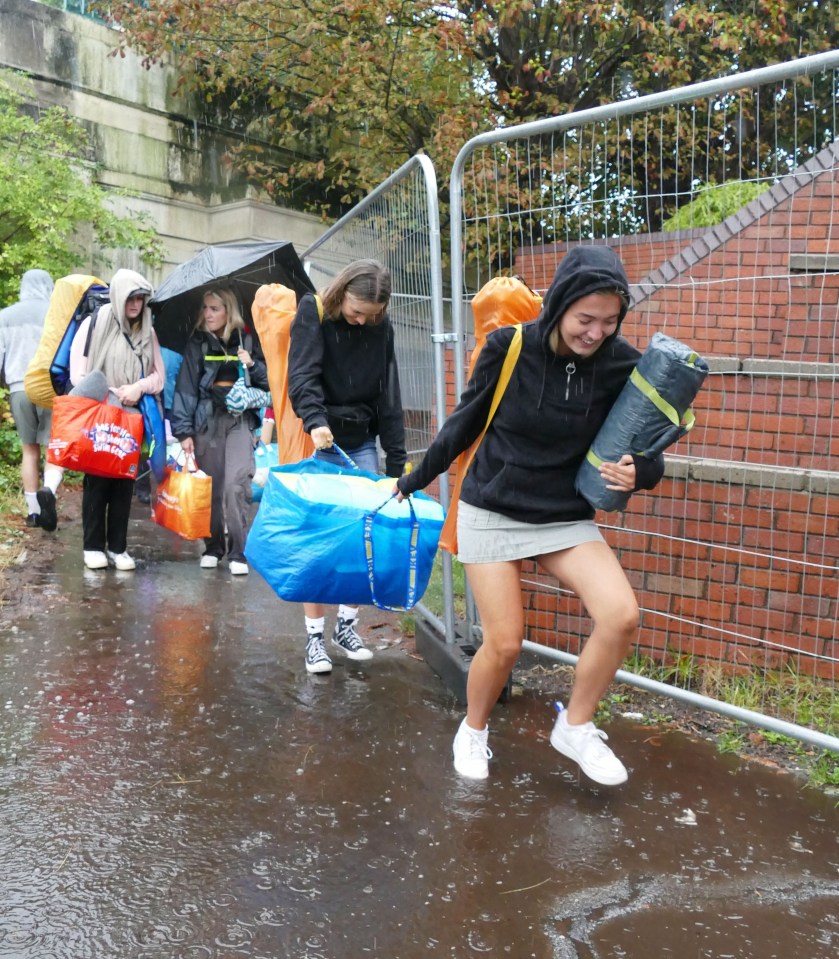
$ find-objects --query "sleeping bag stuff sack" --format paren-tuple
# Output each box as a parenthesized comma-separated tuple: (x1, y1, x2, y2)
(24, 274, 109, 409)
(576, 332, 709, 512)
(245, 455, 445, 611)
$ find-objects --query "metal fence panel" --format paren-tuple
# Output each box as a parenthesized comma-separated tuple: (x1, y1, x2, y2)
(300, 155, 456, 641)
(448, 52, 839, 751)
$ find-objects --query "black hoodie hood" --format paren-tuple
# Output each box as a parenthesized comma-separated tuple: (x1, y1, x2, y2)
(537, 246, 630, 352)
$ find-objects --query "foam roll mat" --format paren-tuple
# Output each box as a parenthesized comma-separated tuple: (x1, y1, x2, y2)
(575, 332, 710, 512)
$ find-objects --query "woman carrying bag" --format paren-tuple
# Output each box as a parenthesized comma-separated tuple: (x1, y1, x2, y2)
(396, 247, 666, 786)
(69, 268, 165, 571)
(170, 286, 269, 575)
(288, 259, 407, 675)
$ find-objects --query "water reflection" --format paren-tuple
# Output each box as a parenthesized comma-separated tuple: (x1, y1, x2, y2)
(0, 514, 837, 957)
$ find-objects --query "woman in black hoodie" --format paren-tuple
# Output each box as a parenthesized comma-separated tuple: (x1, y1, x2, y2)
(288, 259, 407, 677)
(397, 246, 664, 786)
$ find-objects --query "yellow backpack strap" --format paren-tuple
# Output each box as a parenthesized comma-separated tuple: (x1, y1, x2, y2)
(437, 323, 522, 554)
(314, 293, 324, 322)
(483, 323, 521, 430)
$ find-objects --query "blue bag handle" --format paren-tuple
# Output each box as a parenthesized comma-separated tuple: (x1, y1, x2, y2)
(363, 493, 420, 612)
(330, 443, 359, 470)
(314, 442, 418, 610)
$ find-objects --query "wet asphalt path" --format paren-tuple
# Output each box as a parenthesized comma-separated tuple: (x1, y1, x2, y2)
(1, 500, 838, 958)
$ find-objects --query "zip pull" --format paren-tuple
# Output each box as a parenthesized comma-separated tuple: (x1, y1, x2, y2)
(564, 361, 576, 401)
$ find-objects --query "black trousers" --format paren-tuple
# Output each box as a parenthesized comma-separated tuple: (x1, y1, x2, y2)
(82, 474, 135, 553)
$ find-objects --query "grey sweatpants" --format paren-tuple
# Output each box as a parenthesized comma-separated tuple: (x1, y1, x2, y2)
(194, 410, 255, 563)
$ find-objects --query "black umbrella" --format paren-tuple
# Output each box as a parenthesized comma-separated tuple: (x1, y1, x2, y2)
(150, 240, 315, 352)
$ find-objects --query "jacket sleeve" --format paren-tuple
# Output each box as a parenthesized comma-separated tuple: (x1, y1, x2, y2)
(633, 452, 665, 491)
(377, 325, 407, 477)
(244, 330, 270, 391)
(397, 327, 513, 496)
(169, 339, 202, 440)
(69, 317, 92, 386)
(287, 295, 328, 433)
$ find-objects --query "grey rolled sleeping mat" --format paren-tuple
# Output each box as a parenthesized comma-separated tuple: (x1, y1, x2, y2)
(575, 332, 710, 512)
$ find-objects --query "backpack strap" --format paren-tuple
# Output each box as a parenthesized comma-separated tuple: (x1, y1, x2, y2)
(314, 294, 324, 322)
(437, 323, 523, 554)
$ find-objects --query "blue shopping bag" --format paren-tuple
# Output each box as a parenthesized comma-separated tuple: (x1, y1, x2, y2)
(245, 449, 444, 610)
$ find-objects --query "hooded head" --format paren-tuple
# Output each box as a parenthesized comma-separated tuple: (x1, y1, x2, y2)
(19, 269, 54, 303)
(109, 268, 154, 331)
(537, 246, 630, 355)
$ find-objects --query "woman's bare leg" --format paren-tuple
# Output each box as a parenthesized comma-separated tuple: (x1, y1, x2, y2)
(462, 559, 525, 729)
(538, 540, 639, 725)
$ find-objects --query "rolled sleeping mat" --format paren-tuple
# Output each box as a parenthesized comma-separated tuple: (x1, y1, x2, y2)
(576, 332, 709, 512)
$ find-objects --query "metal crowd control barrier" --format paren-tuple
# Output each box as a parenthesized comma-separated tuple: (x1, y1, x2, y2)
(447, 51, 839, 753)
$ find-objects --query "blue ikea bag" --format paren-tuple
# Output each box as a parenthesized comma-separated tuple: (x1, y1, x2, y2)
(245, 451, 444, 611)
(139, 392, 167, 482)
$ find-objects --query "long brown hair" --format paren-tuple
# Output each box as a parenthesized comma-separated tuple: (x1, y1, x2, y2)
(320, 260, 391, 322)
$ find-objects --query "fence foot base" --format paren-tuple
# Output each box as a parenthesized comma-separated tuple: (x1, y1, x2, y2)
(415, 617, 511, 706)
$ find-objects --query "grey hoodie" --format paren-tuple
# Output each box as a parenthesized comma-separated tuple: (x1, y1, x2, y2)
(0, 270, 54, 392)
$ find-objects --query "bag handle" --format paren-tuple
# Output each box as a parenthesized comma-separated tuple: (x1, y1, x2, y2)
(313, 442, 359, 470)
(363, 493, 420, 612)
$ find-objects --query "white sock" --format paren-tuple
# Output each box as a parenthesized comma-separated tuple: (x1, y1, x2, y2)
(305, 617, 325, 637)
(43, 466, 64, 494)
(337, 605, 358, 623)
(25, 491, 39, 513)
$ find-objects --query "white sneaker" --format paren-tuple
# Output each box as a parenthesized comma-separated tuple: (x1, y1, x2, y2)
(550, 704, 628, 785)
(229, 561, 249, 575)
(452, 718, 492, 779)
(83, 550, 108, 570)
(107, 551, 136, 571)
(200, 555, 219, 569)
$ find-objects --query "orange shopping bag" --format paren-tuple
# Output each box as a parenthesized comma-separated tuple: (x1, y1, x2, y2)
(47, 394, 144, 479)
(152, 456, 212, 540)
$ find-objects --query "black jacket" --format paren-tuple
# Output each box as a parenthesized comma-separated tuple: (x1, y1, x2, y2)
(398, 247, 665, 523)
(288, 293, 407, 477)
(170, 328, 268, 440)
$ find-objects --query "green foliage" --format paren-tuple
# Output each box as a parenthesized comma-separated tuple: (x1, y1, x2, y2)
(99, 0, 836, 230)
(662, 180, 772, 231)
(0, 69, 164, 303)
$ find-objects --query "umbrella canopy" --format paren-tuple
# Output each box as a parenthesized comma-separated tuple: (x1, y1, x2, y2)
(150, 241, 314, 352)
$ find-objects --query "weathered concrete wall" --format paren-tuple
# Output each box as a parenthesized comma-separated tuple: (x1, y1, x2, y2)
(0, 0, 326, 282)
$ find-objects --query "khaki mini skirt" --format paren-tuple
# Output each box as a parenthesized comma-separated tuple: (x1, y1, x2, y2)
(456, 501, 605, 564)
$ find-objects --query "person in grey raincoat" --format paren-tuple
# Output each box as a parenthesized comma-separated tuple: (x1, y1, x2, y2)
(397, 246, 665, 787)
(0, 268, 61, 529)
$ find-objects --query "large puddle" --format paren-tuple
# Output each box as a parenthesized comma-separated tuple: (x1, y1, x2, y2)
(1, 511, 837, 957)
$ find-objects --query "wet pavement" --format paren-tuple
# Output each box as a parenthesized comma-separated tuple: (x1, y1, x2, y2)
(1, 502, 838, 958)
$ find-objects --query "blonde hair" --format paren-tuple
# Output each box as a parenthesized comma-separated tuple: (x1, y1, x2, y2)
(196, 287, 244, 341)
(320, 259, 391, 323)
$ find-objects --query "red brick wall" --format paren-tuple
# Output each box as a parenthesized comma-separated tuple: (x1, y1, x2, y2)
(461, 169, 839, 681)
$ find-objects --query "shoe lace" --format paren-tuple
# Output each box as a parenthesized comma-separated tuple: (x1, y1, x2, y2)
(307, 634, 327, 660)
(464, 728, 492, 761)
(336, 621, 362, 650)
(576, 723, 612, 757)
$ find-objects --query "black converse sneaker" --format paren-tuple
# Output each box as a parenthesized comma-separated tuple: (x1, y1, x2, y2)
(331, 617, 374, 661)
(304, 633, 333, 674)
